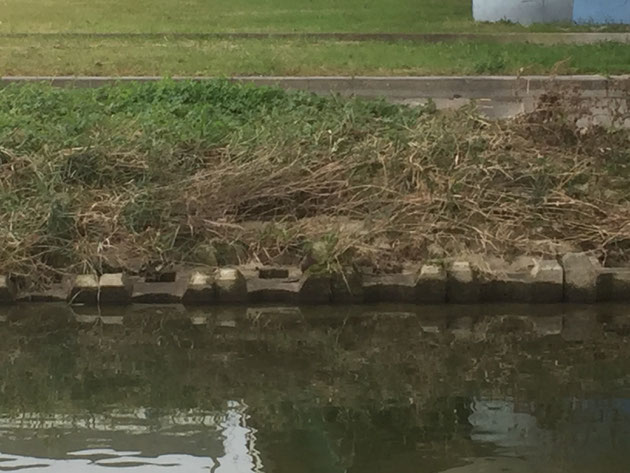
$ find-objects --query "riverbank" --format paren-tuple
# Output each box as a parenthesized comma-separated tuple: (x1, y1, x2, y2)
(1, 80, 629, 295)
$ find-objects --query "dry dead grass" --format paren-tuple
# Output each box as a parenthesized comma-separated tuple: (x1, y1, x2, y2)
(1, 81, 630, 281)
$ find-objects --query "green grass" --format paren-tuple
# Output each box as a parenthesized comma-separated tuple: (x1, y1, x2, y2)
(2, 38, 630, 76)
(0, 0, 471, 34)
(1, 80, 629, 278)
(2, 0, 621, 34)
(2, 0, 629, 76)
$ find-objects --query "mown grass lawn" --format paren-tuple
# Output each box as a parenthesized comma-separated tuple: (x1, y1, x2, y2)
(1, 1, 628, 76)
(1, 0, 627, 33)
(2, 37, 630, 76)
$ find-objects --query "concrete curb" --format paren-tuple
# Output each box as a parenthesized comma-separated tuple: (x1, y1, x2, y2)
(3, 74, 628, 95)
(3, 75, 628, 120)
(2, 254, 629, 306)
(1, 32, 629, 44)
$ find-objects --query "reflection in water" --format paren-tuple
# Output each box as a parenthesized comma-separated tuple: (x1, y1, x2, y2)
(0, 452, 213, 472)
(0, 403, 261, 472)
(0, 401, 262, 473)
(470, 399, 545, 449)
(218, 402, 263, 473)
(0, 304, 629, 472)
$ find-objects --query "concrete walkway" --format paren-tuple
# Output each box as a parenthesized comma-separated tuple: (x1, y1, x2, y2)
(2, 75, 629, 120)
(2, 32, 629, 44)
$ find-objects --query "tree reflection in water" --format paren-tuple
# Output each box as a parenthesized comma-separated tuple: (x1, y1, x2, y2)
(0, 304, 629, 472)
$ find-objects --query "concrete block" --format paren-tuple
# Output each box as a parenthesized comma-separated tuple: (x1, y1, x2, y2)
(215, 268, 247, 303)
(190, 315, 210, 326)
(531, 260, 564, 302)
(481, 259, 563, 303)
(101, 315, 124, 325)
(363, 273, 417, 303)
(562, 311, 602, 342)
(0, 276, 15, 304)
(131, 279, 186, 303)
(418, 316, 447, 334)
(98, 273, 132, 304)
(246, 306, 303, 327)
(75, 313, 101, 324)
(364, 310, 418, 319)
(71, 305, 101, 324)
(531, 316, 563, 336)
(183, 271, 215, 304)
(597, 268, 630, 302)
(449, 316, 474, 340)
(6, 303, 74, 325)
(299, 274, 331, 304)
(70, 274, 99, 305)
(126, 303, 186, 316)
(17, 279, 72, 302)
(331, 270, 364, 303)
(606, 314, 630, 335)
(214, 307, 247, 330)
(447, 262, 480, 303)
(475, 314, 536, 338)
(258, 267, 290, 279)
(417, 265, 446, 303)
(562, 253, 601, 303)
(246, 276, 300, 303)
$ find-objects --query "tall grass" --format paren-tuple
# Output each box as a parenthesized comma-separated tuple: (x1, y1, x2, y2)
(1, 80, 630, 280)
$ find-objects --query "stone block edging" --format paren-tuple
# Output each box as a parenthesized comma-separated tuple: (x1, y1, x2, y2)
(1, 254, 630, 306)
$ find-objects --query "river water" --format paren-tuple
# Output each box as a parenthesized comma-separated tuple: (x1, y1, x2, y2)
(0, 304, 630, 472)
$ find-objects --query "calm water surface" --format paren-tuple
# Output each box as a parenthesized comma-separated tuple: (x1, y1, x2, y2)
(0, 304, 630, 472)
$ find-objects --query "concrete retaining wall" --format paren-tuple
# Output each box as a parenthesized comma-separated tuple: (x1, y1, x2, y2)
(2, 254, 629, 306)
(2, 75, 628, 121)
